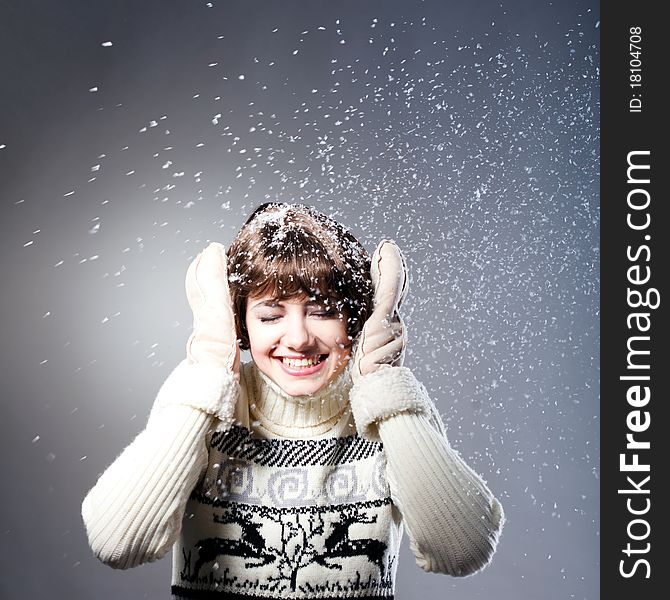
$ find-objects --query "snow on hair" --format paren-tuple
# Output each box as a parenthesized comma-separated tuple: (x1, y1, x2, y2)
(227, 202, 373, 350)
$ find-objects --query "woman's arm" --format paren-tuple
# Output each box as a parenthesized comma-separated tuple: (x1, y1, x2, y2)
(81, 242, 241, 569)
(351, 367, 504, 577)
(81, 362, 238, 569)
(350, 240, 504, 576)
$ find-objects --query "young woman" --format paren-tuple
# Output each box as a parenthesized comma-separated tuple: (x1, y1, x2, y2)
(82, 202, 504, 599)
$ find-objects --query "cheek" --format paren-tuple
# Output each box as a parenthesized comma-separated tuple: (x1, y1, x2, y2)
(245, 318, 271, 355)
(338, 345, 352, 362)
(323, 320, 351, 353)
(330, 322, 352, 369)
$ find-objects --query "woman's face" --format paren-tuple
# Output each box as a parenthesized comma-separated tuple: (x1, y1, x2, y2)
(245, 294, 351, 396)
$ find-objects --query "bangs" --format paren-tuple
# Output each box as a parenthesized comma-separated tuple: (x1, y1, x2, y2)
(233, 228, 351, 310)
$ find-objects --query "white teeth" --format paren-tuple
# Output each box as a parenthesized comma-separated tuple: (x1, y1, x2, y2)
(281, 356, 321, 368)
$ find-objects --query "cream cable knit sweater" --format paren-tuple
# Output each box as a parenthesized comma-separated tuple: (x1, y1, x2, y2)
(82, 361, 503, 596)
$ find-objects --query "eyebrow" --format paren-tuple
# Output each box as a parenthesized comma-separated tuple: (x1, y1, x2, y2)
(248, 300, 278, 311)
(249, 298, 325, 310)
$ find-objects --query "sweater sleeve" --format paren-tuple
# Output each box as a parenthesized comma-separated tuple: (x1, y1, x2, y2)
(349, 367, 504, 577)
(80, 360, 239, 569)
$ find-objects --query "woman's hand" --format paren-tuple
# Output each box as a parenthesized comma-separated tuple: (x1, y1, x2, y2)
(352, 239, 408, 382)
(185, 242, 241, 378)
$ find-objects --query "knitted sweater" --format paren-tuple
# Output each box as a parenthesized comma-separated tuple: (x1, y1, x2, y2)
(82, 361, 504, 599)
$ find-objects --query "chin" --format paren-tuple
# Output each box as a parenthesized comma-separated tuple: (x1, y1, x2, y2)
(262, 354, 350, 397)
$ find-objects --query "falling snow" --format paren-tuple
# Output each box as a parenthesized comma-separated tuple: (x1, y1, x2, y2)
(54, 13, 597, 510)
(6, 5, 599, 598)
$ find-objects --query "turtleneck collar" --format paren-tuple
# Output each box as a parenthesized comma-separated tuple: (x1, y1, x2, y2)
(240, 361, 353, 437)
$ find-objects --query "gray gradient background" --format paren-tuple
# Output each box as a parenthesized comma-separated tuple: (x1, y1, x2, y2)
(1, 1, 599, 598)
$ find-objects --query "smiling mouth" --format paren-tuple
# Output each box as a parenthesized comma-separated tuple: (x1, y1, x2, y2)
(278, 354, 326, 368)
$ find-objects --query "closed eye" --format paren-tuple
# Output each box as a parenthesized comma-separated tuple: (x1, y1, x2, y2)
(310, 309, 338, 318)
(259, 315, 281, 323)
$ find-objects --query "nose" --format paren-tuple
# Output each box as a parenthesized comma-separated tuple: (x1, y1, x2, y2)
(282, 313, 315, 351)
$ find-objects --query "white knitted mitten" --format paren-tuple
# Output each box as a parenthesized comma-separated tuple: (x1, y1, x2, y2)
(185, 242, 241, 376)
(350, 240, 432, 438)
(151, 242, 241, 423)
(352, 239, 408, 382)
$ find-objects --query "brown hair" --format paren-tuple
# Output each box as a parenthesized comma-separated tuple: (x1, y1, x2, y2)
(227, 202, 373, 350)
